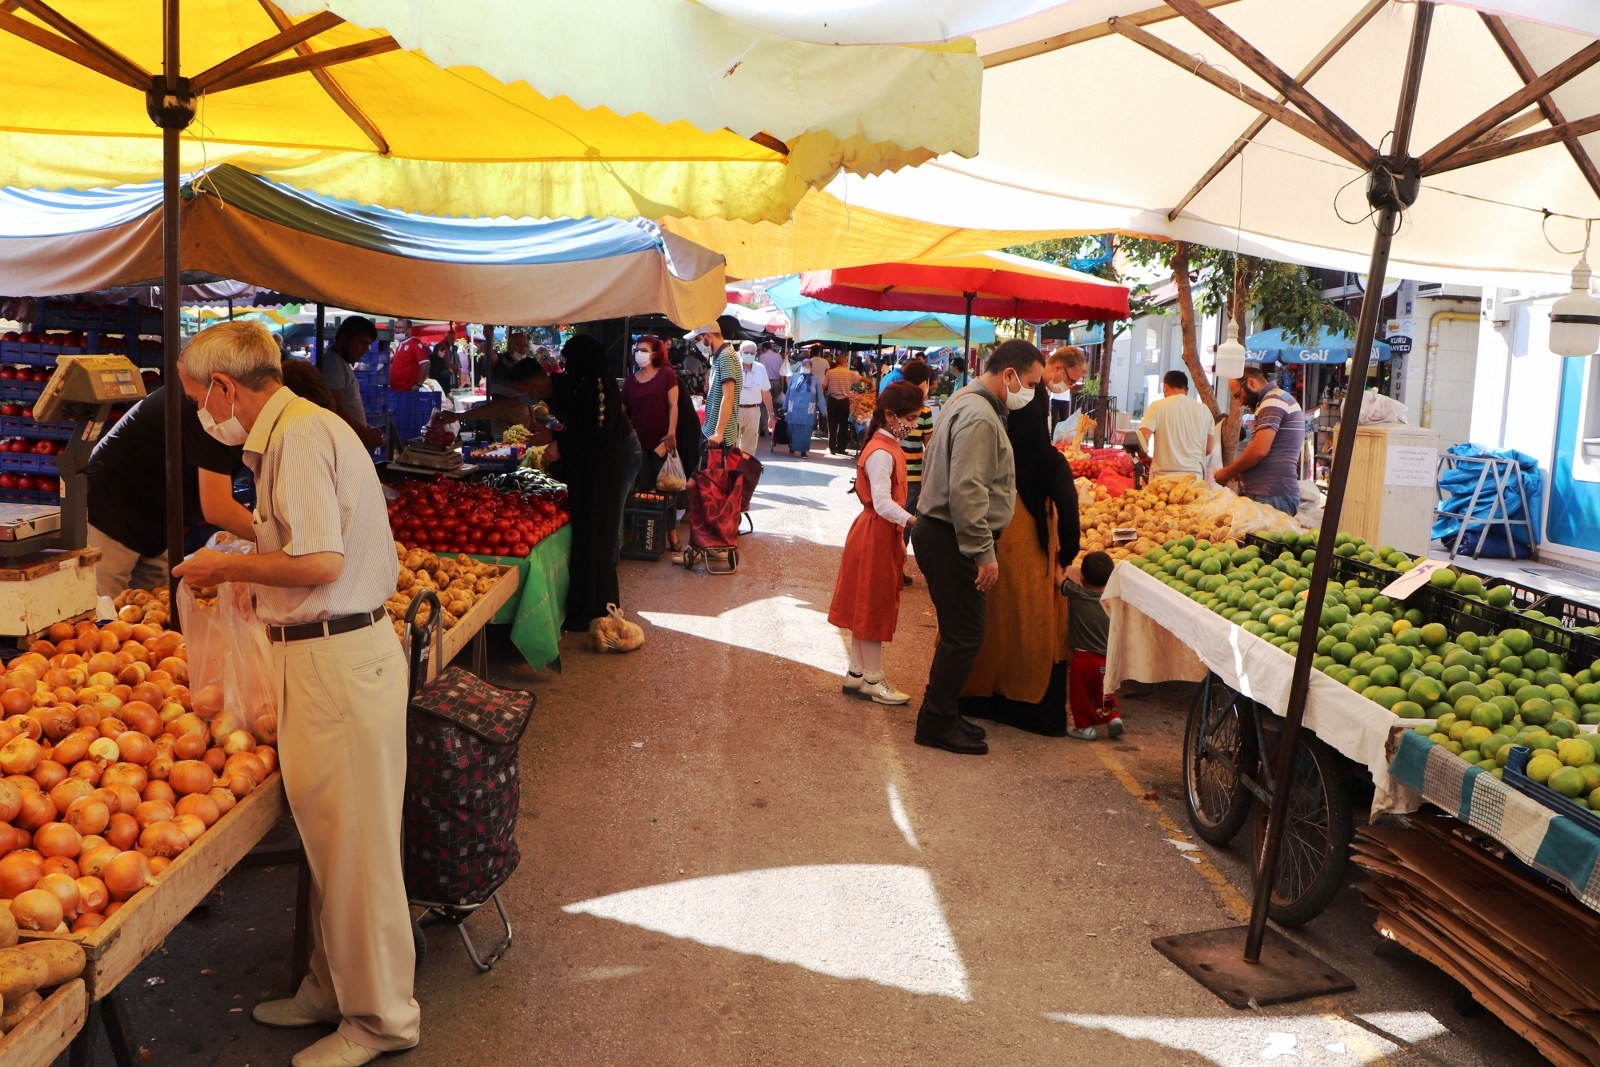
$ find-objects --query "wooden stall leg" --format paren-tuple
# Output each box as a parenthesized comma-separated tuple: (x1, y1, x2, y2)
(102, 991, 139, 1067)
(67, 1001, 98, 1067)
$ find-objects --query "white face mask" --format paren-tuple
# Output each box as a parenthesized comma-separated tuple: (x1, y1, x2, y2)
(1004, 370, 1036, 411)
(1046, 381, 1070, 395)
(696, 339, 713, 356)
(634, 351, 652, 368)
(198, 381, 248, 445)
(741, 358, 754, 369)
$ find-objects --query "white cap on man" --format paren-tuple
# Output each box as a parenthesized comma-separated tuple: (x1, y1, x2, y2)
(684, 323, 719, 340)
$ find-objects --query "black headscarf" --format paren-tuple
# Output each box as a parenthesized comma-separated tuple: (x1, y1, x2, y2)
(556, 334, 630, 443)
(1006, 386, 1081, 565)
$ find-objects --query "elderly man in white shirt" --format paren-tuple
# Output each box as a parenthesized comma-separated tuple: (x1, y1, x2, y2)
(172, 321, 418, 1067)
(737, 340, 773, 454)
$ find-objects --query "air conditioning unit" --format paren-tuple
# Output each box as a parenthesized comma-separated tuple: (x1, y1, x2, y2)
(1415, 281, 1482, 300)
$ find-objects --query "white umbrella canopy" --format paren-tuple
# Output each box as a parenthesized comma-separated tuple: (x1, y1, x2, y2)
(783, 1, 1600, 287)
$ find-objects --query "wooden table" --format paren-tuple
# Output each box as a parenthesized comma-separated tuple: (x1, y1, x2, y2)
(0, 980, 86, 1067)
(424, 564, 520, 682)
(18, 774, 286, 1066)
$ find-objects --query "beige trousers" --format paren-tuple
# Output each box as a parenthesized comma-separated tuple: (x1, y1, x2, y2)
(86, 524, 167, 599)
(738, 406, 763, 454)
(273, 622, 420, 1051)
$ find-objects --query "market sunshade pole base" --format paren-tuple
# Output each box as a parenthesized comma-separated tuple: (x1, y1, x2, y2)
(1152, 926, 1355, 1009)
(1151, 0, 1435, 1002)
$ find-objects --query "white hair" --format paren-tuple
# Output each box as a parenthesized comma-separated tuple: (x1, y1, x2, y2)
(739, 340, 758, 354)
(179, 321, 282, 389)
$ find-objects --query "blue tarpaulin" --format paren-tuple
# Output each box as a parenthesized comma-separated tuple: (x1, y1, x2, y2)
(766, 276, 995, 346)
(1431, 443, 1543, 558)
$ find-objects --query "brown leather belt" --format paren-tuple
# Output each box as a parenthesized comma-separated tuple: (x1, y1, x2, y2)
(266, 607, 384, 643)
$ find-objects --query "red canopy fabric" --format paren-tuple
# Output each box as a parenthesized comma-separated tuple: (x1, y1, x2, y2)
(799, 250, 1129, 322)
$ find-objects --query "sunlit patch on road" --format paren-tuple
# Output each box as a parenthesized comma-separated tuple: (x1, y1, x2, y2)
(639, 595, 850, 674)
(1045, 1009, 1450, 1064)
(564, 864, 971, 1000)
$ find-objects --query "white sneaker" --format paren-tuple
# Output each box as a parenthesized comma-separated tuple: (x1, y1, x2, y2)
(859, 676, 910, 705)
(1107, 716, 1125, 739)
(841, 672, 864, 696)
(1066, 725, 1098, 741)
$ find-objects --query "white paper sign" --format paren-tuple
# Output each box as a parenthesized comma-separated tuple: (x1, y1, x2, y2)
(1381, 558, 1450, 601)
(1385, 445, 1438, 488)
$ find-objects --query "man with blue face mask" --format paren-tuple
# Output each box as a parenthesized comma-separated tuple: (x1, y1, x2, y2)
(910, 339, 1044, 756)
(172, 321, 420, 1067)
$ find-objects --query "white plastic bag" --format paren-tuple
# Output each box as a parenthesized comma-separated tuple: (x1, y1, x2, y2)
(655, 451, 688, 493)
(1359, 389, 1408, 425)
(177, 580, 279, 745)
(590, 604, 645, 653)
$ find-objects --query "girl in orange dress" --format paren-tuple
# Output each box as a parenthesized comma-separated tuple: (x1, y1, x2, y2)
(828, 383, 928, 704)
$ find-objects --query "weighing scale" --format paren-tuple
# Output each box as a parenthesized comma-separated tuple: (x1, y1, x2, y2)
(0, 355, 144, 558)
(0, 356, 144, 640)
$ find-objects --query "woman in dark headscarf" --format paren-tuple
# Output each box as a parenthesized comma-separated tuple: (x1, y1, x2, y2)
(958, 348, 1081, 735)
(547, 334, 633, 630)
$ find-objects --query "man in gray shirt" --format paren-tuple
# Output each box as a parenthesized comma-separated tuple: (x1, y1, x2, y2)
(911, 339, 1045, 755)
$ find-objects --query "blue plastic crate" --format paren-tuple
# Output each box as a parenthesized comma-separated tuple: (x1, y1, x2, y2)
(0, 453, 57, 474)
(0, 488, 58, 506)
(0, 380, 46, 402)
(0, 416, 73, 440)
(389, 390, 442, 441)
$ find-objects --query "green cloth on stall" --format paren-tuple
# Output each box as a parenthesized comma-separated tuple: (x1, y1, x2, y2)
(471, 524, 572, 671)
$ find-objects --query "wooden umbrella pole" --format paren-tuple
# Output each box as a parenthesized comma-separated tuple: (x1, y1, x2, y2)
(1243, 0, 1435, 965)
(154, 0, 195, 621)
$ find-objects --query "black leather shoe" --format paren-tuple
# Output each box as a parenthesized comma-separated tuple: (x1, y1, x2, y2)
(915, 710, 988, 755)
(957, 716, 986, 740)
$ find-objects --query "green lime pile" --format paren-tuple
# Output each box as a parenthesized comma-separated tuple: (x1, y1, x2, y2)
(1134, 531, 1600, 790)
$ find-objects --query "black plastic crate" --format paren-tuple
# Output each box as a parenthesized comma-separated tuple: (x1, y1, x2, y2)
(1432, 593, 1581, 661)
(1329, 553, 1397, 589)
(622, 492, 675, 561)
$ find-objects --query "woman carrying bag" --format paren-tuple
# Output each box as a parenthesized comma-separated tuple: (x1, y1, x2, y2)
(620, 334, 680, 491)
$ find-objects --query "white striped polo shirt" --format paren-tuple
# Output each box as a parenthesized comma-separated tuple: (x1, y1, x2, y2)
(242, 386, 399, 626)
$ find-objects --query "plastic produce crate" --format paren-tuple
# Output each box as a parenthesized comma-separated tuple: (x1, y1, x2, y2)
(0, 416, 73, 440)
(0, 453, 57, 474)
(0, 380, 47, 402)
(621, 492, 675, 561)
(1503, 746, 1600, 835)
(0, 488, 58, 506)
(389, 390, 442, 442)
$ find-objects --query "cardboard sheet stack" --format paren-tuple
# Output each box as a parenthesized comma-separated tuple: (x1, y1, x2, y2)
(1354, 817, 1600, 1066)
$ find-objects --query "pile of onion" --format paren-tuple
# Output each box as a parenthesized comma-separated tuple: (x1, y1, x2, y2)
(0, 619, 277, 933)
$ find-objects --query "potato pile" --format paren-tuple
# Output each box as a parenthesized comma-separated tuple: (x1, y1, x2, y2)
(1076, 475, 1233, 563)
(386, 545, 506, 638)
(109, 586, 178, 625)
(0, 937, 84, 1036)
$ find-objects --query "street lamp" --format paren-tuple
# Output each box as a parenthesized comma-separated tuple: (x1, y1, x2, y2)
(1215, 320, 1247, 379)
(1550, 256, 1600, 357)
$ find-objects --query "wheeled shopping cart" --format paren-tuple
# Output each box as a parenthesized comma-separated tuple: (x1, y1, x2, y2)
(401, 590, 535, 971)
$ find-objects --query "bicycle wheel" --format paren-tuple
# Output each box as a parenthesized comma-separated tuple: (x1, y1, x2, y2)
(1182, 675, 1257, 845)
(1250, 734, 1353, 928)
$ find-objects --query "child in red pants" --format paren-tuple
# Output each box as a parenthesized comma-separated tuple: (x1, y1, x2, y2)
(1059, 550, 1122, 741)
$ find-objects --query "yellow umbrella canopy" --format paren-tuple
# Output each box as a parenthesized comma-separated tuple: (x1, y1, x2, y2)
(0, 0, 980, 223)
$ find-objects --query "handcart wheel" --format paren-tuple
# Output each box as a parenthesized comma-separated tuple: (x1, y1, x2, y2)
(1182, 675, 1257, 845)
(1249, 733, 1353, 928)
(411, 913, 427, 969)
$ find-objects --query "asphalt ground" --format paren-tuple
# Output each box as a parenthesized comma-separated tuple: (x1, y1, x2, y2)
(75, 442, 1544, 1066)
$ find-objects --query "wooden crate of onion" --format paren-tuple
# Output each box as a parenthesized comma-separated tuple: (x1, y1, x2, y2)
(0, 617, 284, 1001)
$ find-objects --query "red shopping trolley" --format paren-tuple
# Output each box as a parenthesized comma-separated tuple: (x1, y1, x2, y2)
(683, 445, 755, 574)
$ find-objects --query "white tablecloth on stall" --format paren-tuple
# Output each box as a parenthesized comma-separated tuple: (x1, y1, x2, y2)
(1103, 563, 1421, 815)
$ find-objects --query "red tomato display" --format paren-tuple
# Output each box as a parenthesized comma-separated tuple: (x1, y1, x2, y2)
(386, 478, 569, 558)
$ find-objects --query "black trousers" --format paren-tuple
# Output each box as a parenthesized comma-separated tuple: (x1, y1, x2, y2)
(911, 515, 986, 721)
(826, 397, 852, 453)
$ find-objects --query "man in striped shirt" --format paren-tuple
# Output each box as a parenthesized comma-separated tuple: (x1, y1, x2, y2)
(897, 360, 935, 583)
(172, 321, 419, 1067)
